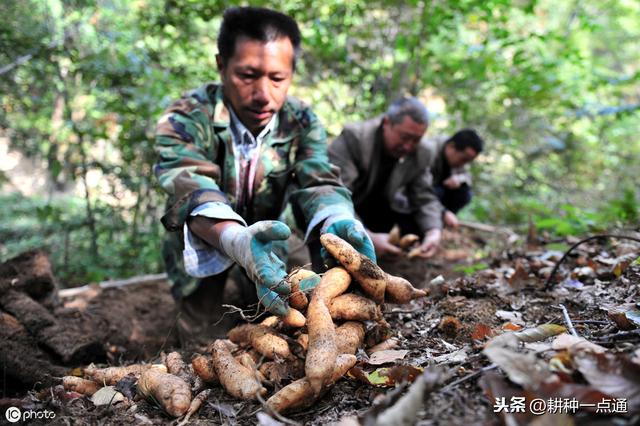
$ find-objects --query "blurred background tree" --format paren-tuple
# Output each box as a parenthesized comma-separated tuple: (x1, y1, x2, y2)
(1, 0, 638, 285)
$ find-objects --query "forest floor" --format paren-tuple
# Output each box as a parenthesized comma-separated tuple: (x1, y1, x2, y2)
(1, 226, 639, 425)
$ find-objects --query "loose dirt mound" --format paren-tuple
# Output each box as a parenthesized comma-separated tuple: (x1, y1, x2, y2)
(1, 253, 178, 395)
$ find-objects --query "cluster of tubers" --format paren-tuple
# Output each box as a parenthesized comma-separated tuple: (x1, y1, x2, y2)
(62, 234, 427, 417)
(387, 224, 423, 258)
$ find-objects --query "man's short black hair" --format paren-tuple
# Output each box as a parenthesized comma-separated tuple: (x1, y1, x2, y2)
(218, 7, 301, 69)
(447, 129, 484, 153)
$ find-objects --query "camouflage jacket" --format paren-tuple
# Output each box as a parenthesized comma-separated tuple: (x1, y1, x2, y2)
(329, 115, 443, 234)
(155, 83, 355, 296)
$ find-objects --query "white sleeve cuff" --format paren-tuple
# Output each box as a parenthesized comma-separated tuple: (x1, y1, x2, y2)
(181, 202, 245, 277)
(190, 202, 247, 225)
(305, 205, 354, 240)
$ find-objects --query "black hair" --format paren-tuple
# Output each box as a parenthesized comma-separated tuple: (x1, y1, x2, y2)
(447, 129, 484, 153)
(386, 97, 429, 125)
(217, 7, 301, 70)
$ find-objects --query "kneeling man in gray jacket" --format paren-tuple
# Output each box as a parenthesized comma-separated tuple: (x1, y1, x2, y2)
(329, 97, 444, 259)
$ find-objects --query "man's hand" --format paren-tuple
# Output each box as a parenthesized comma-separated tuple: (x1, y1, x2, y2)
(368, 230, 403, 259)
(443, 176, 461, 189)
(219, 221, 291, 316)
(443, 210, 460, 228)
(323, 219, 376, 263)
(411, 228, 442, 259)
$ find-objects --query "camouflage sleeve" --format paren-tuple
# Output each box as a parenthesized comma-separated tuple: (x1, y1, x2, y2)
(287, 106, 356, 238)
(154, 97, 235, 232)
(407, 169, 444, 233)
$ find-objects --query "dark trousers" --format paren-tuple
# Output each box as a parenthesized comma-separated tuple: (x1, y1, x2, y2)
(356, 203, 422, 237)
(434, 184, 472, 214)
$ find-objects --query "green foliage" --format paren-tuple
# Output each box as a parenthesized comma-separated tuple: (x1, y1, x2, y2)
(0, 0, 638, 283)
(525, 189, 638, 237)
(0, 192, 162, 286)
(454, 262, 489, 275)
(544, 242, 570, 252)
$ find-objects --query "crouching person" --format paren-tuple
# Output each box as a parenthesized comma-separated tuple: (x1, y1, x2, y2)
(154, 7, 374, 345)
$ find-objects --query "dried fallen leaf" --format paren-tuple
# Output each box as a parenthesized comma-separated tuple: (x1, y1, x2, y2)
(368, 350, 409, 365)
(471, 324, 494, 342)
(573, 351, 640, 412)
(513, 324, 567, 343)
(495, 310, 524, 326)
(608, 311, 636, 330)
(537, 376, 612, 411)
(572, 266, 595, 280)
(479, 371, 534, 426)
(502, 322, 523, 331)
(374, 367, 447, 426)
(625, 310, 640, 327)
(508, 260, 530, 290)
(432, 348, 468, 364)
(613, 260, 631, 277)
(483, 343, 552, 389)
(487, 324, 566, 348)
(600, 303, 640, 330)
(209, 402, 236, 417)
(551, 333, 607, 354)
(91, 386, 125, 406)
(256, 412, 284, 426)
(348, 365, 423, 387)
(548, 351, 574, 374)
(366, 338, 400, 354)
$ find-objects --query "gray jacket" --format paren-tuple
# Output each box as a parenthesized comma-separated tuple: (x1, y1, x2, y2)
(329, 116, 443, 232)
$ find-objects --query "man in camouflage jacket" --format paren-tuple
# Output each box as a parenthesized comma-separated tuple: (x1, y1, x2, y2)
(154, 7, 374, 343)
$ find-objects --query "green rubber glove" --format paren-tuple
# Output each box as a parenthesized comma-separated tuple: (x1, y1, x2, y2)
(322, 218, 377, 263)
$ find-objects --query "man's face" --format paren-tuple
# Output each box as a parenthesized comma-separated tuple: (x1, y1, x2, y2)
(382, 115, 428, 159)
(444, 143, 478, 168)
(217, 36, 294, 135)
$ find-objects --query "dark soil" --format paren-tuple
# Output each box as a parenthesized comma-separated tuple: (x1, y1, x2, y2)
(2, 228, 639, 425)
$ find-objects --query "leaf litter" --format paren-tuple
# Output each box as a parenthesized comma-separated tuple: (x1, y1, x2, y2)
(5, 228, 640, 425)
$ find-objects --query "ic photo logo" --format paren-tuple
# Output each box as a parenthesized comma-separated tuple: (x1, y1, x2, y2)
(5, 406, 21, 423)
(4, 406, 56, 423)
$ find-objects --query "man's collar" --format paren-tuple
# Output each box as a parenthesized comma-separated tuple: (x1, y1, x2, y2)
(210, 83, 280, 142)
(227, 105, 277, 143)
